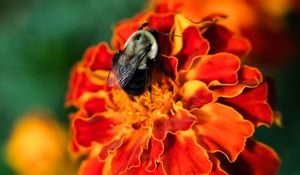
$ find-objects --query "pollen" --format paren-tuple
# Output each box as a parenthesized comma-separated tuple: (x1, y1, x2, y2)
(109, 70, 175, 128)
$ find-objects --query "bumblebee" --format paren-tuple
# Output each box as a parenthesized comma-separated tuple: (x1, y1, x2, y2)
(107, 23, 159, 96)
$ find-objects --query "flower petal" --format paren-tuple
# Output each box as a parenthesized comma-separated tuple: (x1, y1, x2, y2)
(78, 90, 115, 118)
(159, 55, 178, 80)
(66, 65, 105, 106)
(203, 24, 251, 57)
(153, 0, 182, 13)
(243, 26, 295, 66)
(222, 81, 273, 127)
(110, 129, 151, 175)
(124, 162, 166, 175)
(209, 156, 229, 175)
(146, 138, 164, 172)
(148, 13, 175, 55)
(181, 53, 240, 86)
(122, 138, 165, 174)
(213, 65, 263, 99)
(111, 12, 149, 49)
(70, 140, 80, 153)
(82, 96, 106, 117)
(82, 43, 114, 71)
(237, 66, 263, 86)
(148, 13, 174, 33)
(78, 156, 104, 175)
(98, 138, 123, 161)
(225, 139, 281, 175)
(177, 26, 209, 70)
(192, 102, 254, 162)
(152, 103, 197, 140)
(181, 80, 213, 110)
(161, 132, 212, 175)
(171, 13, 212, 55)
(73, 113, 125, 147)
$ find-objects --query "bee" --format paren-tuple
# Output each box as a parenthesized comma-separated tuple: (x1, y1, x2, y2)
(107, 23, 160, 96)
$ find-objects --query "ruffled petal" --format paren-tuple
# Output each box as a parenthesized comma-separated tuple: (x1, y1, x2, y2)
(146, 138, 164, 172)
(225, 139, 281, 175)
(181, 53, 240, 86)
(180, 80, 213, 110)
(203, 24, 251, 57)
(171, 14, 212, 55)
(111, 12, 149, 49)
(70, 139, 80, 153)
(177, 26, 209, 70)
(153, 0, 182, 14)
(77, 90, 116, 118)
(66, 65, 106, 106)
(213, 65, 263, 99)
(83, 96, 106, 116)
(148, 13, 175, 55)
(161, 132, 212, 175)
(110, 129, 151, 175)
(73, 113, 126, 147)
(122, 138, 165, 174)
(148, 13, 174, 33)
(209, 156, 229, 175)
(222, 81, 273, 127)
(82, 43, 114, 71)
(237, 66, 263, 86)
(243, 26, 294, 66)
(123, 162, 166, 175)
(152, 104, 197, 140)
(192, 102, 254, 162)
(99, 138, 123, 161)
(78, 156, 104, 175)
(159, 55, 178, 80)
(66, 64, 82, 105)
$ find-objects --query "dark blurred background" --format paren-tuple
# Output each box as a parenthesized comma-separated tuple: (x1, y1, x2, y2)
(0, 0, 299, 174)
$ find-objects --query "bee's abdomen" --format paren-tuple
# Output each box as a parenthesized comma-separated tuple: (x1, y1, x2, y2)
(123, 69, 146, 96)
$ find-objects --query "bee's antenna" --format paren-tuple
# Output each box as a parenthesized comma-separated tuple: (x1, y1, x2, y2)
(159, 33, 182, 37)
(139, 22, 149, 30)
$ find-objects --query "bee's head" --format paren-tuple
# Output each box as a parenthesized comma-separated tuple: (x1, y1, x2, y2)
(124, 30, 158, 60)
(132, 33, 142, 42)
(126, 31, 148, 46)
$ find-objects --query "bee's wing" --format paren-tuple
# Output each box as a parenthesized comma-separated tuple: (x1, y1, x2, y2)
(107, 50, 146, 88)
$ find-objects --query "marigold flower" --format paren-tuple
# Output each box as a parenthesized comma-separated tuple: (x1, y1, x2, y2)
(66, 10, 280, 175)
(149, 0, 295, 66)
(5, 110, 76, 175)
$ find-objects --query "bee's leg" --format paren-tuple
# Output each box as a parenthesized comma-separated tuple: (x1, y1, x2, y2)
(160, 63, 168, 76)
(145, 67, 154, 103)
(145, 67, 152, 94)
(155, 58, 168, 76)
(113, 50, 122, 65)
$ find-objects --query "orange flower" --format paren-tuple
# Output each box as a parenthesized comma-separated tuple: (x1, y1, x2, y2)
(5, 110, 76, 175)
(149, 0, 295, 66)
(66, 11, 280, 175)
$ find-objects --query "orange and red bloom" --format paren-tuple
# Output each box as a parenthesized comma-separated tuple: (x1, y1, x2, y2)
(66, 6, 280, 175)
(5, 110, 76, 175)
(149, 0, 295, 66)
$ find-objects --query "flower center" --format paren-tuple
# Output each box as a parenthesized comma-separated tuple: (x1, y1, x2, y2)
(110, 70, 176, 129)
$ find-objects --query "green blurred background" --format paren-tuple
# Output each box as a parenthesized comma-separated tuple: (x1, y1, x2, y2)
(0, 0, 299, 174)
